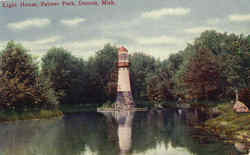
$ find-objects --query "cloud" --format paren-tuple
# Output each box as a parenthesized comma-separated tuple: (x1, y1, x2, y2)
(206, 18, 221, 25)
(0, 38, 113, 59)
(60, 17, 87, 27)
(14, 36, 62, 54)
(23, 36, 62, 45)
(135, 36, 183, 45)
(142, 8, 190, 19)
(228, 14, 250, 22)
(60, 39, 113, 51)
(7, 18, 51, 30)
(184, 27, 217, 34)
(124, 44, 182, 60)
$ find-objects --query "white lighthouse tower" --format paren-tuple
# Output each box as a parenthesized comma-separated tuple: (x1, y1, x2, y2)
(116, 46, 134, 109)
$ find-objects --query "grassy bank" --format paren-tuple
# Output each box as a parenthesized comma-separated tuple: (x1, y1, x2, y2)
(0, 103, 99, 122)
(202, 103, 250, 144)
(0, 109, 63, 122)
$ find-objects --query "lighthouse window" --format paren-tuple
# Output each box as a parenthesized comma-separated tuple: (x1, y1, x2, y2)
(120, 54, 127, 60)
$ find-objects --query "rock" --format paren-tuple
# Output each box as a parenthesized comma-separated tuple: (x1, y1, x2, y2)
(234, 143, 248, 153)
(233, 101, 249, 113)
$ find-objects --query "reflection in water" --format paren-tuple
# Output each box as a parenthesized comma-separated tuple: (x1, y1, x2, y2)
(0, 109, 243, 155)
(102, 111, 134, 154)
(117, 111, 134, 154)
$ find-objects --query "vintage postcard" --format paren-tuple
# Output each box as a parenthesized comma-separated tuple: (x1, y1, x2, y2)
(0, 0, 250, 155)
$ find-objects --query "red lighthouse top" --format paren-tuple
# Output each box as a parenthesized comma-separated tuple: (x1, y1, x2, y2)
(117, 46, 130, 67)
(119, 46, 128, 52)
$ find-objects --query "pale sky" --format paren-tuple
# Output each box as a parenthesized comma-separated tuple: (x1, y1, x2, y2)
(0, 0, 250, 60)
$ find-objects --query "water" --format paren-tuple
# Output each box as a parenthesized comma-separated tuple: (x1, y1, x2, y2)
(0, 109, 242, 155)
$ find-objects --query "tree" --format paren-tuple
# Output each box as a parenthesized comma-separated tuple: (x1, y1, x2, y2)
(130, 53, 157, 100)
(86, 44, 118, 102)
(146, 71, 174, 103)
(174, 31, 250, 101)
(41, 47, 88, 104)
(183, 47, 223, 100)
(0, 41, 58, 110)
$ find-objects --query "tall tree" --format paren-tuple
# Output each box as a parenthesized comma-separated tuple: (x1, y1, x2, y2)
(41, 47, 88, 104)
(130, 53, 157, 100)
(183, 47, 223, 100)
(86, 44, 118, 102)
(0, 41, 57, 110)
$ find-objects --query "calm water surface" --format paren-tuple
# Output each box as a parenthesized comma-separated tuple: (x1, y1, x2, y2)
(0, 109, 242, 155)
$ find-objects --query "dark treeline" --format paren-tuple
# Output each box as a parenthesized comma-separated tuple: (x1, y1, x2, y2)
(0, 30, 250, 110)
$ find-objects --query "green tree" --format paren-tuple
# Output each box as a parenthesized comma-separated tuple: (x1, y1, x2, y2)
(86, 44, 118, 102)
(194, 31, 250, 98)
(41, 47, 88, 104)
(130, 53, 157, 100)
(183, 48, 223, 100)
(146, 72, 174, 104)
(174, 30, 250, 101)
(0, 41, 57, 110)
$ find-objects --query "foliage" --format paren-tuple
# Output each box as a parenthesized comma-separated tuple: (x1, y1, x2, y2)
(183, 47, 223, 100)
(41, 47, 88, 104)
(168, 31, 250, 102)
(1, 30, 250, 110)
(86, 44, 118, 102)
(146, 72, 174, 103)
(193, 31, 250, 97)
(130, 53, 157, 100)
(0, 41, 58, 110)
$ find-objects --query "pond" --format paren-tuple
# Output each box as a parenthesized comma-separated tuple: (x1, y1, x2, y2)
(0, 109, 243, 155)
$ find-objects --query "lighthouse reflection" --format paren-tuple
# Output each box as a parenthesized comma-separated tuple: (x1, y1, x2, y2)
(102, 110, 135, 154)
(117, 110, 134, 154)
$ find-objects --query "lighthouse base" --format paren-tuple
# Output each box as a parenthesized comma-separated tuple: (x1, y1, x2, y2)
(115, 91, 135, 110)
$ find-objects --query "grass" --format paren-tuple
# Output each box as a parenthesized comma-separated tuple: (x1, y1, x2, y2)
(0, 103, 98, 122)
(0, 109, 63, 122)
(203, 103, 250, 143)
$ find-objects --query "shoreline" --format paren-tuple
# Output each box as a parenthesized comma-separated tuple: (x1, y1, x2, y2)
(195, 103, 250, 151)
(0, 109, 64, 123)
(0, 104, 98, 123)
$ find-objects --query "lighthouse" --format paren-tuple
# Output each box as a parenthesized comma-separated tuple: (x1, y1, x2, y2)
(116, 46, 134, 109)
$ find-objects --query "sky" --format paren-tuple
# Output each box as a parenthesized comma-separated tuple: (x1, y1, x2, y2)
(0, 0, 250, 60)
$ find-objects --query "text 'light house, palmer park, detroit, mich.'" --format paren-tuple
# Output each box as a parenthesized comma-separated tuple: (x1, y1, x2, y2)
(115, 46, 135, 109)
